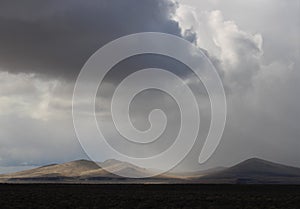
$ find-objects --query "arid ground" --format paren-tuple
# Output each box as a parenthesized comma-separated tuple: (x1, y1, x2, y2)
(1, 184, 300, 209)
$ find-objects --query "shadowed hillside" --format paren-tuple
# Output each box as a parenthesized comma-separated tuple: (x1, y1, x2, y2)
(199, 158, 300, 184)
(1, 158, 300, 184)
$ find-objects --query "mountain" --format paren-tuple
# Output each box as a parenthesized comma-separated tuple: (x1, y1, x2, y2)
(0, 160, 101, 180)
(0, 159, 182, 183)
(1, 158, 300, 184)
(198, 158, 300, 184)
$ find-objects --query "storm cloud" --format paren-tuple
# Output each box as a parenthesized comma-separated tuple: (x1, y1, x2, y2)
(0, 0, 183, 79)
(0, 0, 299, 172)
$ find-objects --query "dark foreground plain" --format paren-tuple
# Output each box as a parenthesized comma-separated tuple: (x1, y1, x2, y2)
(1, 184, 300, 209)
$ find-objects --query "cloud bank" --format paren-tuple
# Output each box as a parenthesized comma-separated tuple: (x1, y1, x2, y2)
(0, 0, 299, 171)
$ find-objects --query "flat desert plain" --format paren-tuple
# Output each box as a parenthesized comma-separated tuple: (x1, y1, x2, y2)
(1, 184, 300, 209)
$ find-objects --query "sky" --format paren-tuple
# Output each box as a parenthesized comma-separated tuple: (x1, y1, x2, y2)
(0, 0, 299, 173)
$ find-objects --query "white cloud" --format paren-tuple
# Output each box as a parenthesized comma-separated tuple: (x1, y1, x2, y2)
(173, 1, 300, 169)
(0, 72, 85, 166)
(0, 72, 72, 120)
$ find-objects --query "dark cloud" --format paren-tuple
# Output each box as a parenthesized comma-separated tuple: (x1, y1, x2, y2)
(0, 0, 183, 79)
(1, 0, 299, 171)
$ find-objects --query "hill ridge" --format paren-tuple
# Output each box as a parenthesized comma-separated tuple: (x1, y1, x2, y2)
(1, 158, 300, 184)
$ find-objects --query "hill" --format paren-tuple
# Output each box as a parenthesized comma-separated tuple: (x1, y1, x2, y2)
(1, 158, 300, 184)
(0, 159, 182, 183)
(199, 158, 300, 184)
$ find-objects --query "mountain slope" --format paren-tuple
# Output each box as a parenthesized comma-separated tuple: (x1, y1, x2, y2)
(0, 160, 100, 179)
(0, 159, 180, 182)
(1, 158, 300, 184)
(199, 158, 300, 184)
